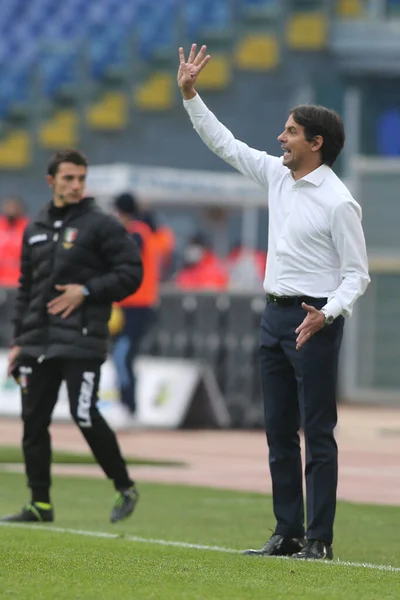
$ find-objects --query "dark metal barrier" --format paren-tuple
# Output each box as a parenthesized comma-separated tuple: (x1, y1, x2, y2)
(0, 287, 17, 348)
(141, 288, 266, 428)
(0, 287, 266, 428)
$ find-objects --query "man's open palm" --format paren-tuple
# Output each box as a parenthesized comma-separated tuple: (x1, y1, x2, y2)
(177, 44, 211, 97)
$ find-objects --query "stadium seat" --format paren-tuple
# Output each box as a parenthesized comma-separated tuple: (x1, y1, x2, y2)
(86, 91, 128, 130)
(0, 129, 31, 169)
(40, 49, 80, 99)
(38, 109, 79, 148)
(387, 0, 400, 16)
(377, 110, 400, 157)
(138, 0, 180, 63)
(135, 72, 175, 111)
(196, 54, 232, 90)
(336, 0, 364, 18)
(239, 0, 280, 22)
(235, 33, 280, 70)
(184, 0, 232, 42)
(0, 63, 31, 118)
(286, 11, 328, 50)
(0, 0, 233, 123)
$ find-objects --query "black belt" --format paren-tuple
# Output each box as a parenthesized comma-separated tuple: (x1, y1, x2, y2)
(266, 294, 327, 307)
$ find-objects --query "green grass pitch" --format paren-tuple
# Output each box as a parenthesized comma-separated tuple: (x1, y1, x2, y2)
(0, 472, 399, 599)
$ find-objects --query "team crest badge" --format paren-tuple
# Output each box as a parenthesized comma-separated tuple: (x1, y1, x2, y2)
(63, 227, 78, 250)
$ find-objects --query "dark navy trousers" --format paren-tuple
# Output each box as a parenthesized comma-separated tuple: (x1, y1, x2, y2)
(260, 298, 344, 544)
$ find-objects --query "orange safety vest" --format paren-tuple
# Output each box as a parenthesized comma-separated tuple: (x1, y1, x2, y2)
(0, 216, 29, 287)
(119, 220, 159, 308)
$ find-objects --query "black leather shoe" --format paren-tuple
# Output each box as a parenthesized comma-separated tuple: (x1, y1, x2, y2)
(292, 539, 333, 560)
(243, 534, 305, 556)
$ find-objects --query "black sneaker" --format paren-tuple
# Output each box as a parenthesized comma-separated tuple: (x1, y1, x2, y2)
(243, 534, 305, 556)
(110, 485, 139, 523)
(292, 539, 333, 560)
(1, 503, 54, 523)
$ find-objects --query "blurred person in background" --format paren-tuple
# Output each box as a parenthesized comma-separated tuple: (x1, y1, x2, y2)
(0, 196, 29, 288)
(111, 192, 173, 427)
(175, 233, 228, 291)
(140, 206, 176, 281)
(227, 243, 266, 290)
(178, 44, 370, 561)
(2, 149, 143, 525)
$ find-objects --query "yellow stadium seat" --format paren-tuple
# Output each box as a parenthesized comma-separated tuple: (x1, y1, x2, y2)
(38, 109, 78, 148)
(86, 91, 128, 130)
(235, 33, 280, 70)
(196, 54, 231, 90)
(336, 0, 364, 18)
(286, 12, 328, 50)
(0, 129, 31, 169)
(135, 72, 175, 111)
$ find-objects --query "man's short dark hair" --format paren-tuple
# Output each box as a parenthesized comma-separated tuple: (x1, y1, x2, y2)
(114, 192, 139, 217)
(47, 148, 88, 177)
(290, 105, 345, 167)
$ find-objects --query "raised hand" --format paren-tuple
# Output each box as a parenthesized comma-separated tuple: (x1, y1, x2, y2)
(177, 44, 211, 99)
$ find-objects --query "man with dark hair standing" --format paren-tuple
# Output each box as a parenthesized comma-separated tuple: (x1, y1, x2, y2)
(110, 192, 158, 426)
(177, 45, 370, 560)
(2, 149, 143, 524)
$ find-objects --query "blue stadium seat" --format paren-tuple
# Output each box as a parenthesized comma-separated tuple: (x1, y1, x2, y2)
(387, 0, 400, 15)
(0, 0, 29, 33)
(377, 110, 400, 156)
(138, 0, 180, 61)
(184, 0, 232, 40)
(112, 0, 142, 31)
(0, 0, 236, 119)
(240, 0, 278, 5)
(89, 28, 130, 79)
(0, 63, 31, 117)
(40, 50, 80, 98)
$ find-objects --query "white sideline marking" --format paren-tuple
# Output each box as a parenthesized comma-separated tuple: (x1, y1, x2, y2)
(1, 522, 399, 573)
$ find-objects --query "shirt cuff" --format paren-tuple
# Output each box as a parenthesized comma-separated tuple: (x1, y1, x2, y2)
(183, 93, 207, 115)
(321, 297, 343, 320)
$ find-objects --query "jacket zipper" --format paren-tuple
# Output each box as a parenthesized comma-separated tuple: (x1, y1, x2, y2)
(81, 304, 88, 336)
(37, 228, 61, 363)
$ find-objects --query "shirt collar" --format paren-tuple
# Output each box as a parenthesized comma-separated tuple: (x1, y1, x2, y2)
(298, 164, 330, 187)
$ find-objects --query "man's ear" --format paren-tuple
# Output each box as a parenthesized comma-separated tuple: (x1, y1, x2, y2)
(311, 135, 324, 153)
(46, 175, 54, 189)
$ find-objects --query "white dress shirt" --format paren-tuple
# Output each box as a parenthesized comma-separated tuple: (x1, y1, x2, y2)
(183, 94, 370, 319)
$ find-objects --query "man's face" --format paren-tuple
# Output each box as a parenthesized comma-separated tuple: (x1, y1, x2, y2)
(2, 198, 24, 219)
(277, 114, 317, 172)
(47, 162, 87, 205)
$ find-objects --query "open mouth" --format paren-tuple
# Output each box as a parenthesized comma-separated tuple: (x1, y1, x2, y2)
(281, 146, 291, 160)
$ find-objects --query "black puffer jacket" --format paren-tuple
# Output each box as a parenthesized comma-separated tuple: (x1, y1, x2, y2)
(13, 197, 143, 360)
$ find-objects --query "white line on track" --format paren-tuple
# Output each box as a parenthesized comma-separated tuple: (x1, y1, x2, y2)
(1, 522, 399, 573)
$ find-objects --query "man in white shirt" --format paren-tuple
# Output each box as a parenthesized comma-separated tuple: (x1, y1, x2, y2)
(177, 44, 370, 560)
